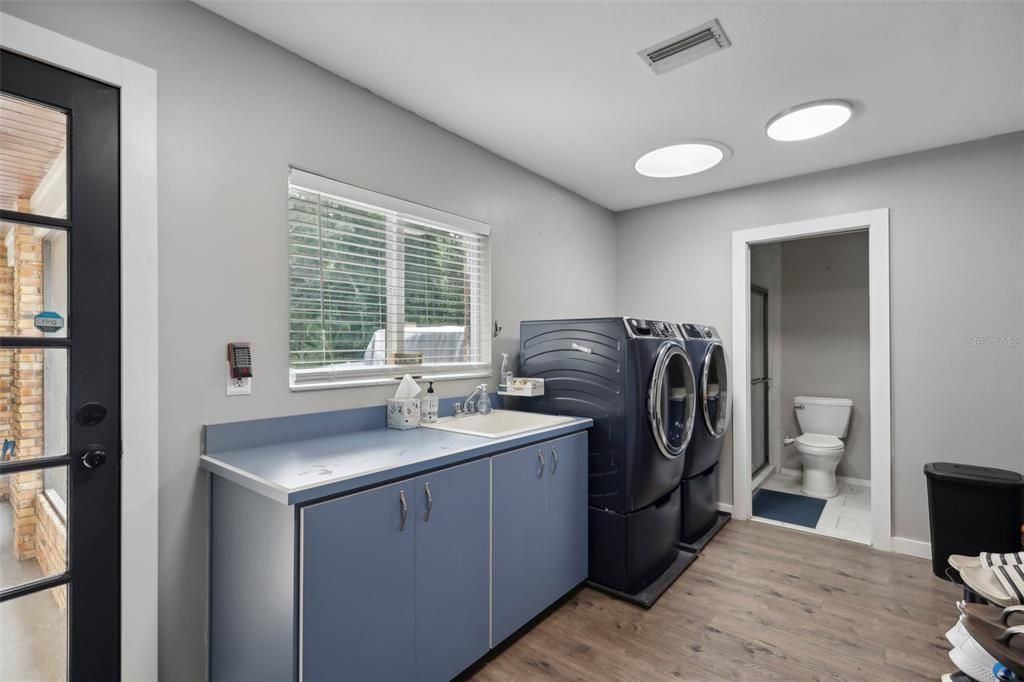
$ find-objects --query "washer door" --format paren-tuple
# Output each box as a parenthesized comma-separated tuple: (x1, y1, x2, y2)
(701, 342, 731, 438)
(647, 342, 697, 459)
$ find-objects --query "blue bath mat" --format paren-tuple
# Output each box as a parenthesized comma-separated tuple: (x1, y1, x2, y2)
(752, 489, 826, 528)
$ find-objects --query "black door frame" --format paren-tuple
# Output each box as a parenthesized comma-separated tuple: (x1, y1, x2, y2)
(750, 284, 770, 477)
(0, 49, 122, 680)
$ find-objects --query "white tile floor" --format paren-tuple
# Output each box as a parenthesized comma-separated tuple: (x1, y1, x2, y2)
(754, 469, 872, 545)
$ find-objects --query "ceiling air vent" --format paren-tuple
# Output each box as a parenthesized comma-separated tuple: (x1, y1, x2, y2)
(638, 19, 731, 75)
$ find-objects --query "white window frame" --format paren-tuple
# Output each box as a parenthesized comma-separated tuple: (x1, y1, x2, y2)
(288, 168, 492, 391)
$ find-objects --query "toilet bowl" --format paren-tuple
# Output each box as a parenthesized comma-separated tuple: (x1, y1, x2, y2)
(794, 433, 844, 497)
(792, 396, 853, 499)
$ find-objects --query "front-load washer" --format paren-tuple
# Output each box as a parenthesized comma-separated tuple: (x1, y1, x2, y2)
(520, 317, 698, 605)
(677, 323, 732, 547)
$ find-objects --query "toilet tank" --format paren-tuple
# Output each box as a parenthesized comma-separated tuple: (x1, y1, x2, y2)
(794, 396, 853, 437)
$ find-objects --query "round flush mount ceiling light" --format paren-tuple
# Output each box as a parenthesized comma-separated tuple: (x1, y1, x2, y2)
(634, 141, 731, 178)
(766, 99, 853, 142)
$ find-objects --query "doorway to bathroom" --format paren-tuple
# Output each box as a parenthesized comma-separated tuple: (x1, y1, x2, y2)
(730, 209, 892, 551)
(748, 233, 870, 544)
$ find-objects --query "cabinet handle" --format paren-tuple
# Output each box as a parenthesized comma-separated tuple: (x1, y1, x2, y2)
(423, 482, 433, 522)
(537, 451, 545, 479)
(550, 447, 558, 474)
(399, 490, 408, 531)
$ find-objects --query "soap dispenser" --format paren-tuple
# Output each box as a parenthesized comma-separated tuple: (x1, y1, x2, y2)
(420, 381, 439, 423)
(477, 384, 493, 415)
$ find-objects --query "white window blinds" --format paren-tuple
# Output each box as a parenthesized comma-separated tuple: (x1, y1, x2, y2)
(288, 169, 491, 389)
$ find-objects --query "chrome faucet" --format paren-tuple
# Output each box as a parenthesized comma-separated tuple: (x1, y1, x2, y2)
(463, 384, 488, 413)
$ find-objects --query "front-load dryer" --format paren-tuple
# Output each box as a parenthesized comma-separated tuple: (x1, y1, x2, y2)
(677, 323, 732, 547)
(520, 317, 698, 605)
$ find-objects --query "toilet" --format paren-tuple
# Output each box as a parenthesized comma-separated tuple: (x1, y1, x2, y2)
(792, 396, 853, 498)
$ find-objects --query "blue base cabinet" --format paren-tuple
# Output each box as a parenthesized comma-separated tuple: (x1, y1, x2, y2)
(413, 461, 491, 682)
(209, 430, 588, 682)
(491, 445, 550, 645)
(301, 479, 416, 681)
(544, 433, 589, 605)
(492, 432, 589, 646)
(301, 459, 490, 682)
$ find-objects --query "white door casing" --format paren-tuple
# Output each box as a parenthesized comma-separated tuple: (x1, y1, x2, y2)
(730, 209, 892, 551)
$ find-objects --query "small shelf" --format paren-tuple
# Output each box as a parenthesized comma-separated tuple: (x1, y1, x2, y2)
(497, 378, 544, 397)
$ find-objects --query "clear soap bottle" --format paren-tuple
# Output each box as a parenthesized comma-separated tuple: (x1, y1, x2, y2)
(499, 353, 513, 390)
(420, 381, 439, 423)
(477, 384, 492, 415)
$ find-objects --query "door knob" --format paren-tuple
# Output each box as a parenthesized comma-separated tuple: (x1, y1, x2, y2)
(80, 445, 108, 469)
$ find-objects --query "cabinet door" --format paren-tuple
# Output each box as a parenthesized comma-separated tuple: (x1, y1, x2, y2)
(301, 480, 415, 682)
(414, 459, 490, 682)
(543, 432, 589, 604)
(491, 445, 549, 645)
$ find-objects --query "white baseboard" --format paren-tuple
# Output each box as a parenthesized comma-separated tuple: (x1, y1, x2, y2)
(890, 536, 932, 560)
(779, 467, 871, 488)
(717, 502, 734, 514)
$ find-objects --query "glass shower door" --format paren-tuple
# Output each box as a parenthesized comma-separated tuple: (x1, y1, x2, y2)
(750, 286, 769, 476)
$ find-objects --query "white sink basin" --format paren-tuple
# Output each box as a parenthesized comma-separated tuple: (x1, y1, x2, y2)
(421, 410, 574, 439)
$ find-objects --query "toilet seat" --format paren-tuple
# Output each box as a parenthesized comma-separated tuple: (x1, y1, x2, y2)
(795, 433, 844, 456)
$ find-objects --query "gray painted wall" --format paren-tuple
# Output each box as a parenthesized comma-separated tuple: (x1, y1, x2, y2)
(778, 232, 870, 480)
(7, 2, 1023, 677)
(616, 132, 1024, 543)
(3, 3, 617, 680)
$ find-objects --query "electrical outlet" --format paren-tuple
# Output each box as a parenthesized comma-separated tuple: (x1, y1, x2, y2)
(226, 363, 252, 396)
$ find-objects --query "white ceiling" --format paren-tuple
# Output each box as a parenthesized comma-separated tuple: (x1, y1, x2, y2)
(198, 1, 1024, 211)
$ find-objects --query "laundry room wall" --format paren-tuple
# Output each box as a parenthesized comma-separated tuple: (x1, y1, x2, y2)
(3, 3, 618, 679)
(778, 231, 870, 481)
(615, 132, 1024, 546)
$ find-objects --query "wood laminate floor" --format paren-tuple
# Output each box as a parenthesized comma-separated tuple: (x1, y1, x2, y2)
(472, 519, 960, 681)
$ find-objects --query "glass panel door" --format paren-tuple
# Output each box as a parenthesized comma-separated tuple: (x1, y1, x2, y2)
(750, 286, 769, 476)
(649, 343, 696, 458)
(703, 343, 730, 437)
(0, 94, 67, 220)
(0, 49, 121, 681)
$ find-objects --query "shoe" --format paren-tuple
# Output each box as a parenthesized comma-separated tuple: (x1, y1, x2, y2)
(962, 565, 1024, 607)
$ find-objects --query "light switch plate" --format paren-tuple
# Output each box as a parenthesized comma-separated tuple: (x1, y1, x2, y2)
(226, 363, 252, 396)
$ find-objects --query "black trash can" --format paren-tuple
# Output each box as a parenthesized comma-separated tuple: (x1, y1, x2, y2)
(924, 462, 1024, 580)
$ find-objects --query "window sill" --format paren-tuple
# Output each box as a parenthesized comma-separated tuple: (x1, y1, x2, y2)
(289, 368, 492, 392)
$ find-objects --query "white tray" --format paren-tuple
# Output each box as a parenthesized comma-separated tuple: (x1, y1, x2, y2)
(497, 378, 544, 397)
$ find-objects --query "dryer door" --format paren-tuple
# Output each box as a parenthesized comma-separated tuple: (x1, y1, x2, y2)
(647, 342, 697, 459)
(701, 342, 731, 438)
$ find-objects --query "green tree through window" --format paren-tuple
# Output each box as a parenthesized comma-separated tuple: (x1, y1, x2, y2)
(288, 172, 490, 387)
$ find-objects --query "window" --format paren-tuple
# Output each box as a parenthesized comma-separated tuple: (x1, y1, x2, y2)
(288, 169, 491, 389)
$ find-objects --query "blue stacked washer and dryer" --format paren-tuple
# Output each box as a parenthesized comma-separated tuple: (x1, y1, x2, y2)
(519, 317, 700, 606)
(677, 323, 732, 548)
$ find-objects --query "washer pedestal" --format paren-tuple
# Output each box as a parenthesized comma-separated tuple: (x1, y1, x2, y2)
(587, 486, 692, 605)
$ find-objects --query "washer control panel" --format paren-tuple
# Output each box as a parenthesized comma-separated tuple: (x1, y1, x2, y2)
(679, 323, 720, 341)
(625, 317, 679, 338)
